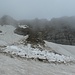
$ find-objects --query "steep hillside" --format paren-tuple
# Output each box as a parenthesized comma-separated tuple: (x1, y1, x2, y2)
(0, 25, 75, 75)
(0, 25, 75, 64)
(0, 15, 18, 26)
(1, 15, 75, 45)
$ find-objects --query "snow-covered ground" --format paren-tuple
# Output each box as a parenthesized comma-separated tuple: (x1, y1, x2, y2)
(1, 44, 74, 63)
(0, 54, 75, 75)
(45, 41, 75, 58)
(0, 25, 24, 44)
(18, 25, 28, 29)
(0, 25, 75, 63)
(0, 25, 75, 74)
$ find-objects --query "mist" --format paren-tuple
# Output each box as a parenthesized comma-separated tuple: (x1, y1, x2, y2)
(1, 0, 75, 44)
(0, 0, 75, 20)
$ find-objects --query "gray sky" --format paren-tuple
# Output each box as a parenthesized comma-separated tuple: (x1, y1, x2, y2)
(0, 0, 75, 20)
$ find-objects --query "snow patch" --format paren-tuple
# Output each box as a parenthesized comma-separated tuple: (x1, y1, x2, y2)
(0, 40, 8, 46)
(18, 25, 28, 29)
(3, 44, 74, 63)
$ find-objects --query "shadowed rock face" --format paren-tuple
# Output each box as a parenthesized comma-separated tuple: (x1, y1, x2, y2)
(0, 30, 2, 33)
(18, 16, 75, 45)
(1, 15, 75, 45)
(14, 25, 45, 45)
(14, 24, 75, 45)
(14, 27, 30, 36)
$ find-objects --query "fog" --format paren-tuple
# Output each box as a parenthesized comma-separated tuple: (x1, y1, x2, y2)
(0, 0, 75, 20)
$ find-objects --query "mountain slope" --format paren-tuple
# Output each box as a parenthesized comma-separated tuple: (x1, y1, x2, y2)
(0, 53, 75, 75)
(0, 15, 17, 25)
(0, 25, 75, 63)
(45, 41, 75, 58)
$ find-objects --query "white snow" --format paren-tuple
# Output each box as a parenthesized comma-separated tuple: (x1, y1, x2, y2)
(0, 40, 7, 46)
(0, 25, 75, 74)
(18, 25, 28, 29)
(0, 54, 75, 75)
(0, 25, 24, 44)
(2, 44, 74, 63)
(0, 25, 75, 64)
